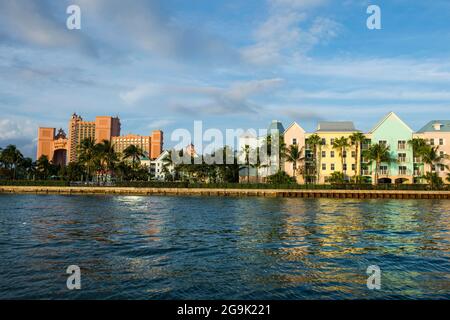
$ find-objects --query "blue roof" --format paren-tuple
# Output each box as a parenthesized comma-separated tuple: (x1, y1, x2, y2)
(417, 120, 450, 133)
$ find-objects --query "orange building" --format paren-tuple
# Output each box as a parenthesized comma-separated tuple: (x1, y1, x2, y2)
(111, 130, 163, 158)
(37, 113, 163, 165)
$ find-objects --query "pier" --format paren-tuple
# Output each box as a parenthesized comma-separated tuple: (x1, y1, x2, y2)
(1, 186, 449, 199)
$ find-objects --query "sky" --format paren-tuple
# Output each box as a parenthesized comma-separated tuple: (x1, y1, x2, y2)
(1, 0, 450, 158)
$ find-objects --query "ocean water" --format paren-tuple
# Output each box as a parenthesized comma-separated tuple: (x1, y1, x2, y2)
(0, 194, 448, 299)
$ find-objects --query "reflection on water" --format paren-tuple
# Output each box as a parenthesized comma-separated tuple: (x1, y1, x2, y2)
(0, 194, 448, 299)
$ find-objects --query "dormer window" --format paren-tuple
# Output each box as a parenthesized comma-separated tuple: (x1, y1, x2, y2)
(433, 123, 442, 131)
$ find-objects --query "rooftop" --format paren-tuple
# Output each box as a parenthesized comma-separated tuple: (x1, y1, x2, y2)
(316, 121, 356, 132)
(417, 120, 450, 133)
(267, 120, 285, 133)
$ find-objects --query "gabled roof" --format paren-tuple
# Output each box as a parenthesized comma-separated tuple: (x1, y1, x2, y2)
(417, 120, 450, 133)
(369, 112, 413, 134)
(283, 121, 306, 134)
(316, 121, 356, 132)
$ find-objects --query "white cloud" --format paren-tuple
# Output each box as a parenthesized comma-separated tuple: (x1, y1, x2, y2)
(241, 0, 339, 65)
(288, 57, 450, 82)
(286, 88, 450, 101)
(119, 84, 161, 105)
(120, 79, 285, 115)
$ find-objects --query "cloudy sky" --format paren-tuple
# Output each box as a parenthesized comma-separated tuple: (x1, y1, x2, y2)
(1, 0, 450, 158)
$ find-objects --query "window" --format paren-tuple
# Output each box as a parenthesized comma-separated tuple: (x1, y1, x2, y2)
(330, 151, 335, 158)
(440, 164, 445, 172)
(321, 138, 326, 145)
(398, 140, 406, 150)
(352, 164, 356, 171)
(379, 140, 387, 147)
(398, 153, 406, 162)
(351, 151, 356, 158)
(322, 163, 326, 170)
(331, 164, 335, 171)
(292, 138, 297, 145)
(430, 139, 435, 146)
(431, 165, 436, 172)
(322, 151, 326, 158)
(330, 138, 335, 145)
(439, 138, 444, 145)
(343, 151, 347, 158)
(343, 164, 347, 171)
(380, 165, 388, 175)
(399, 166, 407, 175)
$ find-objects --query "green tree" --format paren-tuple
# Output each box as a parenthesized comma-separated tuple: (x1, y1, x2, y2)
(36, 155, 52, 180)
(332, 136, 350, 178)
(307, 134, 323, 184)
(326, 172, 346, 185)
(349, 132, 366, 178)
(123, 144, 145, 169)
(77, 137, 97, 182)
(284, 144, 304, 180)
(96, 139, 118, 181)
(420, 145, 449, 176)
(422, 172, 444, 190)
(363, 143, 395, 185)
(1, 144, 24, 179)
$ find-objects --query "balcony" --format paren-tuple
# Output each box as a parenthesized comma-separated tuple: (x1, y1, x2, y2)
(379, 170, 388, 175)
(397, 157, 408, 163)
(362, 169, 371, 175)
(413, 157, 422, 163)
(362, 144, 370, 150)
(413, 170, 421, 176)
(398, 170, 411, 176)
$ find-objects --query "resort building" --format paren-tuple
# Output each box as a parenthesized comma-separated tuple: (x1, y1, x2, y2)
(312, 121, 360, 184)
(37, 113, 164, 165)
(238, 120, 285, 183)
(111, 131, 163, 159)
(366, 112, 414, 184)
(283, 122, 307, 183)
(151, 144, 200, 181)
(415, 120, 450, 180)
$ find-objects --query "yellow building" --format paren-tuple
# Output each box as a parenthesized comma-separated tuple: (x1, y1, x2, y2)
(313, 122, 360, 183)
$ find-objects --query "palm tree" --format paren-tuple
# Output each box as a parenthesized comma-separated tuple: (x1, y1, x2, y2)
(421, 145, 449, 176)
(307, 134, 323, 184)
(350, 132, 366, 178)
(332, 136, 350, 178)
(36, 155, 51, 180)
(363, 143, 394, 185)
(284, 144, 304, 181)
(408, 138, 428, 180)
(1, 144, 24, 179)
(95, 139, 118, 182)
(447, 172, 450, 184)
(240, 144, 251, 183)
(20, 157, 35, 180)
(77, 137, 97, 182)
(123, 144, 145, 169)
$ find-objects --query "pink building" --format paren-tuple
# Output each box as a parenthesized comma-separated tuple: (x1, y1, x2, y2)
(415, 120, 450, 180)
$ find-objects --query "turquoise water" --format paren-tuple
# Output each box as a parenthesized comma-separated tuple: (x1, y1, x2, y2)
(0, 194, 449, 299)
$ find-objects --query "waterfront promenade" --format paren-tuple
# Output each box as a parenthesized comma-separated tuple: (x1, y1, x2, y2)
(1, 185, 449, 199)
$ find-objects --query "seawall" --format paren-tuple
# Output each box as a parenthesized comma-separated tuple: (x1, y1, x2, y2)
(1, 186, 449, 199)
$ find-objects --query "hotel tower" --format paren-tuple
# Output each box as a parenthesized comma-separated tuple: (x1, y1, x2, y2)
(37, 113, 163, 165)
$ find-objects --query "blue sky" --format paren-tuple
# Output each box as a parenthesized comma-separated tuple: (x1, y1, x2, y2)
(1, 0, 450, 158)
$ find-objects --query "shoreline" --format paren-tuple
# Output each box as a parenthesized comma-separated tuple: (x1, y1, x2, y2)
(1, 186, 450, 199)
